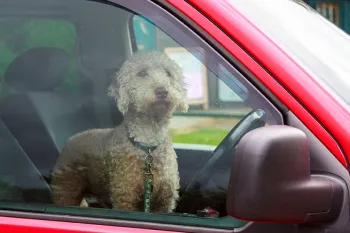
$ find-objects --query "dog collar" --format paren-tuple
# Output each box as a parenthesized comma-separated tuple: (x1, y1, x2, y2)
(128, 136, 159, 153)
(125, 124, 163, 153)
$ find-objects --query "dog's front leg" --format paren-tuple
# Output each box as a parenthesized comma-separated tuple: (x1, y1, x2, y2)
(151, 179, 180, 213)
(51, 166, 87, 207)
(153, 191, 179, 213)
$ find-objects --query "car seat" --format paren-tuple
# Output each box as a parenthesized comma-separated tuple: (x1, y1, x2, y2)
(0, 47, 119, 183)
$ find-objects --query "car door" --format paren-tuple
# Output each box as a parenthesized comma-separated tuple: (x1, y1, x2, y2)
(0, 0, 349, 233)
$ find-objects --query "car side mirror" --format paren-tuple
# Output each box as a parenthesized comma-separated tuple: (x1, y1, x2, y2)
(226, 125, 344, 224)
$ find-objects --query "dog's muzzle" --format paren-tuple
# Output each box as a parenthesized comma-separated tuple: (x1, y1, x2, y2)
(155, 87, 168, 100)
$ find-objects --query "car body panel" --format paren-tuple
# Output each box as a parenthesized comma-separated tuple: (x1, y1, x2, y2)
(0, 216, 183, 233)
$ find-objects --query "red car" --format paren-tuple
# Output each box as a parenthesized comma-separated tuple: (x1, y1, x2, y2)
(0, 0, 350, 232)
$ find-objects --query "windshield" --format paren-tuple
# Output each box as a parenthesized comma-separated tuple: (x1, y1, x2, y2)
(228, 0, 350, 106)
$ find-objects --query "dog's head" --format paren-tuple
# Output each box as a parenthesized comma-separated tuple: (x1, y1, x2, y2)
(108, 51, 188, 117)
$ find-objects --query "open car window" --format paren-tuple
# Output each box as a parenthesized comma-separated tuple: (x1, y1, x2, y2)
(0, 0, 283, 231)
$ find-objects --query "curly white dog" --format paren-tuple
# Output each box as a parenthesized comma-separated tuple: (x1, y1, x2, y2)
(51, 50, 188, 213)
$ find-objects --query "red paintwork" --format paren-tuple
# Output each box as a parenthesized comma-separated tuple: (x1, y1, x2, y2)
(167, 0, 349, 167)
(3, 0, 350, 232)
(0, 216, 182, 233)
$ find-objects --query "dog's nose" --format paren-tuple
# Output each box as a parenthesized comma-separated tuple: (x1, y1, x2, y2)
(155, 87, 168, 99)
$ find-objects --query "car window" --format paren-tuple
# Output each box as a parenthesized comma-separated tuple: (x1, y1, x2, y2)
(0, 0, 282, 231)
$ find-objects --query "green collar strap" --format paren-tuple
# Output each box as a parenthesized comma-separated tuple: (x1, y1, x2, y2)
(128, 136, 159, 153)
(126, 125, 163, 154)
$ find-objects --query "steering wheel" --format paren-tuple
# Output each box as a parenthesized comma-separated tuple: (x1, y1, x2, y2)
(175, 109, 266, 216)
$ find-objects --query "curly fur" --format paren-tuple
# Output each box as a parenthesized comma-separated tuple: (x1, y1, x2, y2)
(51, 51, 188, 213)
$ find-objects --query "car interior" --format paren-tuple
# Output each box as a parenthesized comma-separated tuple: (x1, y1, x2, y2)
(0, 0, 269, 219)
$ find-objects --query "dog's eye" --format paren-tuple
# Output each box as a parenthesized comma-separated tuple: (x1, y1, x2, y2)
(165, 70, 172, 77)
(137, 69, 148, 77)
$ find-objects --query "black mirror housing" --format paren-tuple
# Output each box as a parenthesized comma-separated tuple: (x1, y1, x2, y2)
(226, 125, 344, 224)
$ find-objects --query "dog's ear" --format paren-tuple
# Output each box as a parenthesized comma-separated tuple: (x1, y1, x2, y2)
(107, 73, 129, 115)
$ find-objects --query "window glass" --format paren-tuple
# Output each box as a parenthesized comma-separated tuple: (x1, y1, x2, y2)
(132, 16, 253, 147)
(0, 0, 282, 230)
(0, 19, 77, 99)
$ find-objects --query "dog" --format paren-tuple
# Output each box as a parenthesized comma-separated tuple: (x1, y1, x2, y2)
(51, 50, 188, 213)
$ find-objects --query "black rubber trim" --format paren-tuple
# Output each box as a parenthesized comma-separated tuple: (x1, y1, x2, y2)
(150, 0, 288, 115)
(150, 0, 348, 167)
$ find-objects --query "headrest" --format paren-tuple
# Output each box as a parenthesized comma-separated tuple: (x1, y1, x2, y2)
(4, 47, 70, 92)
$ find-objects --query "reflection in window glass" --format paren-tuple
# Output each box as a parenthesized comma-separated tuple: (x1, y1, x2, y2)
(133, 15, 156, 51)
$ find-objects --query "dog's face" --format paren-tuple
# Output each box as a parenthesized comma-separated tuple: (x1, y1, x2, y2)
(108, 51, 188, 117)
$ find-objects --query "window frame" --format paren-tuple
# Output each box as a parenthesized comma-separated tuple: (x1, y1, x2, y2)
(0, 0, 285, 232)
